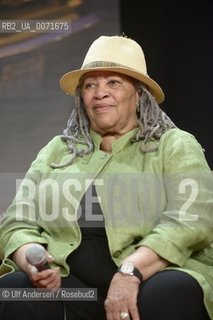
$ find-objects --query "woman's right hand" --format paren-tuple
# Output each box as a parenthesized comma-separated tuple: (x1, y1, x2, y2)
(13, 243, 61, 290)
(27, 264, 61, 290)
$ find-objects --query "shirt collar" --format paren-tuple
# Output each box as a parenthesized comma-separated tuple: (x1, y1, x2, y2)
(90, 128, 139, 154)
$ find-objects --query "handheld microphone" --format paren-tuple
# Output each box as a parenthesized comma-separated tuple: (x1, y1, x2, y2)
(25, 244, 50, 271)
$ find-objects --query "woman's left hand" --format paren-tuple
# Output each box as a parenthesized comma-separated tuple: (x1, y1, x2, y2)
(104, 272, 141, 320)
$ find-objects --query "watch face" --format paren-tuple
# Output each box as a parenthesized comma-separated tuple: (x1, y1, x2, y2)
(120, 262, 134, 274)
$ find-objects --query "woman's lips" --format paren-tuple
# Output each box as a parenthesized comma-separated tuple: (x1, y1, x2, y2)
(93, 104, 114, 113)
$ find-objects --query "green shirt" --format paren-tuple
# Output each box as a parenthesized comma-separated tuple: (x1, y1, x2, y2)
(0, 127, 213, 318)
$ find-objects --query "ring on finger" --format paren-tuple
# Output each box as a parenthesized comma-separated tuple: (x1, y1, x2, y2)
(120, 311, 130, 319)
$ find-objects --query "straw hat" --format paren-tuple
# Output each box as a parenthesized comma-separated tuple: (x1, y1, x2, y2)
(60, 35, 165, 103)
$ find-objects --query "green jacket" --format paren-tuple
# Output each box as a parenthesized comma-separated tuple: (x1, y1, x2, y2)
(0, 128, 213, 318)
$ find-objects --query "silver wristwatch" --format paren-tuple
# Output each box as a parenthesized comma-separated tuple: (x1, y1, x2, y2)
(118, 261, 143, 282)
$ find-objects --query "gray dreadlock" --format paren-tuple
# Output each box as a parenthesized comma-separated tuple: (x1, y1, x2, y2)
(51, 81, 176, 169)
(135, 83, 176, 152)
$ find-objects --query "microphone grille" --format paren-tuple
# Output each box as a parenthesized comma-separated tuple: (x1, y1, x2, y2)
(25, 244, 46, 265)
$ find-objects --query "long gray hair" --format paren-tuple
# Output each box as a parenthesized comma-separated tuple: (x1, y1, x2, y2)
(51, 80, 176, 168)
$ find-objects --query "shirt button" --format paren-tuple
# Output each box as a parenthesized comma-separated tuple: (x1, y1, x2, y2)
(100, 153, 108, 159)
(113, 250, 122, 258)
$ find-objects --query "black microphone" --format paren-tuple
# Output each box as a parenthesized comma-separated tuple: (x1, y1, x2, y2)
(25, 244, 50, 271)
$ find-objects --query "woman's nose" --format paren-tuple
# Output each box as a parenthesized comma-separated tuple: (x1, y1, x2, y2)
(94, 84, 109, 99)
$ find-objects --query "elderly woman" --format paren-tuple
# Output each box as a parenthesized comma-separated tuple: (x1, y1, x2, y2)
(0, 35, 212, 320)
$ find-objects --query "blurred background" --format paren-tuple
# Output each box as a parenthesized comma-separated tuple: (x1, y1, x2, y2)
(0, 0, 212, 212)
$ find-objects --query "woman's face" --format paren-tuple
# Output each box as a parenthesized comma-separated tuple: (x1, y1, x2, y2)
(82, 71, 139, 136)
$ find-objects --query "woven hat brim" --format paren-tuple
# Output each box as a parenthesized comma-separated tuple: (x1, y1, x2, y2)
(60, 66, 165, 103)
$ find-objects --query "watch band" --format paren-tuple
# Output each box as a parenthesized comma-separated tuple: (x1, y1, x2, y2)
(133, 266, 143, 282)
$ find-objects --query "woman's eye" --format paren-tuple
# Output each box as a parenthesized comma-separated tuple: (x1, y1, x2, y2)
(84, 83, 96, 89)
(108, 79, 120, 86)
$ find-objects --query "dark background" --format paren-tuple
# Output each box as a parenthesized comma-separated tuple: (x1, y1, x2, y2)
(120, 0, 213, 168)
(0, 0, 212, 213)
